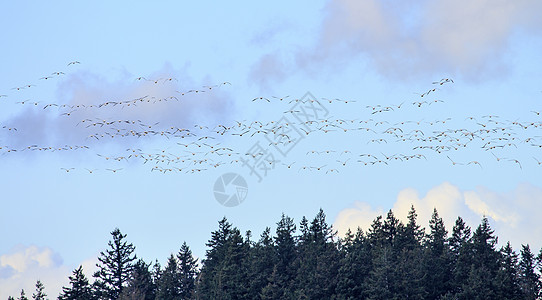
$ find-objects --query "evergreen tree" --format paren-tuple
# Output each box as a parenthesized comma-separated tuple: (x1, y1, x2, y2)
(8, 296, 15, 300)
(156, 255, 181, 300)
(58, 266, 94, 300)
(457, 217, 501, 299)
(336, 228, 372, 299)
(367, 215, 385, 247)
(401, 205, 424, 249)
(294, 209, 340, 299)
(382, 210, 400, 248)
(93, 228, 137, 300)
(519, 244, 540, 299)
(18, 289, 28, 300)
(448, 216, 472, 295)
(365, 246, 396, 300)
(177, 242, 198, 299)
(248, 227, 274, 298)
(264, 214, 297, 299)
(32, 280, 47, 300)
(119, 259, 155, 300)
(197, 217, 250, 299)
(495, 242, 522, 299)
(424, 208, 451, 299)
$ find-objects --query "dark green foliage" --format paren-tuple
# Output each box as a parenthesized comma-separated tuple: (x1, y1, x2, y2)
(423, 208, 452, 299)
(197, 217, 251, 299)
(18, 289, 28, 300)
(519, 244, 541, 299)
(32, 280, 47, 300)
(58, 266, 94, 300)
(93, 228, 137, 300)
(177, 242, 199, 299)
(495, 242, 522, 299)
(21, 207, 542, 300)
(119, 259, 155, 300)
(156, 255, 181, 300)
(294, 209, 340, 299)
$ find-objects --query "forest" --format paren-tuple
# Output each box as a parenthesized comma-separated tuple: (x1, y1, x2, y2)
(9, 207, 542, 300)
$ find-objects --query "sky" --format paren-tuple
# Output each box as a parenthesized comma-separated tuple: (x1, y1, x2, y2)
(1, 0, 542, 298)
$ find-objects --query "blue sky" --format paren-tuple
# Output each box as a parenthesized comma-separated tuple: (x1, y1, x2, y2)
(1, 0, 542, 297)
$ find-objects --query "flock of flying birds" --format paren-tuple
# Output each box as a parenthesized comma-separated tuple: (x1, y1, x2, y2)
(1, 63, 541, 175)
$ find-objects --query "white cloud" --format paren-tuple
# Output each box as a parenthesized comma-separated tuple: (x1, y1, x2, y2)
(0, 245, 98, 300)
(334, 182, 542, 252)
(334, 201, 384, 237)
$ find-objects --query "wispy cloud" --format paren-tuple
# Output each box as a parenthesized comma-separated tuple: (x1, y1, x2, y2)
(251, 0, 542, 87)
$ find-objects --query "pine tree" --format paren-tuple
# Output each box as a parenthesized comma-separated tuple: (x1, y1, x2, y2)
(248, 227, 274, 298)
(58, 266, 94, 300)
(457, 217, 501, 299)
(119, 259, 155, 300)
(495, 242, 522, 299)
(365, 246, 396, 300)
(294, 209, 340, 299)
(519, 244, 540, 299)
(8, 296, 15, 300)
(448, 216, 472, 295)
(177, 242, 198, 299)
(197, 217, 250, 299)
(93, 228, 137, 300)
(424, 208, 451, 299)
(401, 205, 424, 249)
(336, 228, 372, 299)
(32, 280, 47, 300)
(156, 254, 181, 300)
(18, 289, 28, 300)
(382, 210, 400, 248)
(265, 214, 297, 299)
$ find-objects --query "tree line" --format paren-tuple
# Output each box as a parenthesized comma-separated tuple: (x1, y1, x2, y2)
(9, 207, 542, 299)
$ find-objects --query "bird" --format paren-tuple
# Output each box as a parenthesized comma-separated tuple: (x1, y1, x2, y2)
(61, 168, 75, 172)
(509, 159, 522, 169)
(447, 156, 463, 166)
(106, 168, 123, 173)
(467, 161, 483, 169)
(67, 61, 81, 66)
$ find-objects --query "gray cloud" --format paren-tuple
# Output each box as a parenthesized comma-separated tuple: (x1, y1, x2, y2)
(1, 64, 236, 154)
(251, 0, 542, 87)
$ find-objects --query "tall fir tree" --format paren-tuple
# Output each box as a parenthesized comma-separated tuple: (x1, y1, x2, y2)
(266, 214, 297, 299)
(177, 242, 198, 299)
(336, 228, 372, 299)
(18, 289, 28, 300)
(448, 216, 472, 295)
(197, 217, 250, 299)
(457, 217, 501, 299)
(294, 209, 340, 299)
(119, 259, 156, 300)
(58, 266, 94, 300)
(519, 244, 541, 300)
(93, 228, 137, 300)
(248, 227, 274, 298)
(495, 242, 522, 299)
(32, 280, 47, 300)
(424, 208, 451, 299)
(156, 254, 181, 300)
